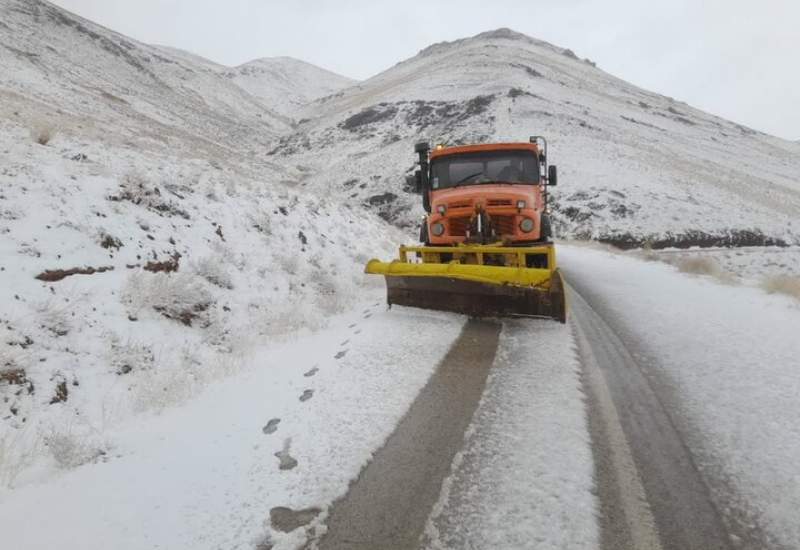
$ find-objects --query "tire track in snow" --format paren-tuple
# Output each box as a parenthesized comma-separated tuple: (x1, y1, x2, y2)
(570, 285, 731, 550)
(423, 318, 598, 550)
(314, 320, 501, 550)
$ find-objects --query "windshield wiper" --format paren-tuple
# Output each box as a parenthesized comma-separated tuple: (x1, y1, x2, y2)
(453, 171, 485, 185)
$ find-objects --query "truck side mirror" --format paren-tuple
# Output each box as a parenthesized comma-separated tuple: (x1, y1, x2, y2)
(415, 170, 423, 193)
(548, 165, 558, 186)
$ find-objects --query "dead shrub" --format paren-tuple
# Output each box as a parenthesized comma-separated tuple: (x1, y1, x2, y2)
(0, 426, 41, 487)
(109, 172, 190, 219)
(762, 275, 800, 301)
(674, 255, 735, 284)
(0, 349, 34, 396)
(122, 272, 212, 327)
(99, 233, 123, 250)
(0, 368, 28, 387)
(192, 256, 234, 289)
(109, 338, 155, 375)
(144, 253, 181, 273)
(45, 428, 105, 469)
(49, 377, 69, 404)
(30, 124, 56, 146)
(34, 300, 72, 337)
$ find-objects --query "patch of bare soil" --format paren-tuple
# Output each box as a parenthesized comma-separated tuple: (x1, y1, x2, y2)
(35, 265, 114, 282)
(143, 253, 181, 273)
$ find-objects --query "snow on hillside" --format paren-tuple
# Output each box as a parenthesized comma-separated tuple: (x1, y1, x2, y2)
(226, 57, 355, 119)
(0, 110, 403, 485)
(274, 28, 800, 247)
(0, 0, 400, 503)
(0, 0, 289, 158)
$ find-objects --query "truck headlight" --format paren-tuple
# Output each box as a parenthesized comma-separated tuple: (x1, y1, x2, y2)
(519, 218, 535, 233)
(516, 200, 526, 209)
(432, 222, 446, 236)
(437, 204, 447, 215)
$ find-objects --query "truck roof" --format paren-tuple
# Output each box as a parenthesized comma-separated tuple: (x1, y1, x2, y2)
(429, 142, 539, 160)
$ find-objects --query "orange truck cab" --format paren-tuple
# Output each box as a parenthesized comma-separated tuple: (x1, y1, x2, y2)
(412, 138, 558, 245)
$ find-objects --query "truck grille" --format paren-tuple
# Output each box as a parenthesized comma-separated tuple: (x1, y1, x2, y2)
(448, 215, 516, 237)
(449, 217, 471, 236)
(493, 215, 515, 235)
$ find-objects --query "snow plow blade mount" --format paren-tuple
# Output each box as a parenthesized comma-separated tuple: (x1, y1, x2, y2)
(365, 244, 567, 323)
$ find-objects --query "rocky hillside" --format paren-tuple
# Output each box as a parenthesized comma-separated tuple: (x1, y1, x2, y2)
(276, 28, 800, 248)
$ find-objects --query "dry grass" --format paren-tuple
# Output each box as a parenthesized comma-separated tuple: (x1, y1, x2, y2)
(675, 256, 723, 277)
(761, 275, 800, 301)
(193, 255, 234, 290)
(0, 425, 42, 487)
(122, 272, 212, 326)
(45, 429, 103, 469)
(673, 255, 737, 284)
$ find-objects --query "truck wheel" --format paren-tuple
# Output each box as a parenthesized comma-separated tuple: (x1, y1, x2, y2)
(419, 221, 430, 245)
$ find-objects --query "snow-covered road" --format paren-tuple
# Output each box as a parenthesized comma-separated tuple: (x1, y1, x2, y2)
(424, 318, 596, 550)
(561, 244, 800, 550)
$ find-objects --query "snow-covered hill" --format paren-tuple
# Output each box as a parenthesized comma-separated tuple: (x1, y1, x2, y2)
(276, 28, 800, 247)
(0, 0, 396, 498)
(0, 0, 291, 163)
(226, 57, 355, 118)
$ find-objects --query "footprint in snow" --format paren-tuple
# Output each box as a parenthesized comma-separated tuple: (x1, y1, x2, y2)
(363, 313, 372, 319)
(304, 366, 319, 377)
(300, 389, 314, 402)
(334, 349, 348, 360)
(354, 329, 361, 335)
(340, 339, 349, 346)
(362, 308, 370, 314)
(348, 323, 357, 329)
(270, 506, 321, 533)
(262, 418, 281, 435)
(275, 438, 298, 471)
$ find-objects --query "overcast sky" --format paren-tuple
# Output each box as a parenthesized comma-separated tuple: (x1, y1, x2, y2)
(50, 0, 799, 140)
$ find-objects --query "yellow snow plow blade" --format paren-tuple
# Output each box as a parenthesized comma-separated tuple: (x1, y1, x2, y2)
(365, 244, 567, 322)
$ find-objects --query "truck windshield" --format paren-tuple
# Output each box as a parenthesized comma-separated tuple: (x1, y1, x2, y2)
(430, 150, 540, 189)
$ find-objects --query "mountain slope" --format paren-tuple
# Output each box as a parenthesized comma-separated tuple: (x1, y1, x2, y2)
(0, 0, 289, 162)
(275, 28, 800, 247)
(226, 57, 355, 118)
(0, 0, 400, 506)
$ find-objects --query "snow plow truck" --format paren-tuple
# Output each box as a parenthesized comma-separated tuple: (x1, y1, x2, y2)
(365, 137, 567, 323)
